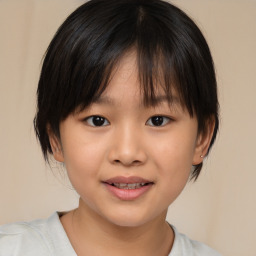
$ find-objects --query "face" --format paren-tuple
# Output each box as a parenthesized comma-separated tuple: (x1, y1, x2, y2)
(49, 52, 211, 227)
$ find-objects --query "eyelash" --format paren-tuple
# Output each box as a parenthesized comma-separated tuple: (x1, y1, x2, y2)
(85, 116, 110, 127)
(146, 116, 172, 127)
(84, 115, 172, 127)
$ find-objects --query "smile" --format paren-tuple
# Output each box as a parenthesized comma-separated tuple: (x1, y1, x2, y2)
(103, 176, 154, 200)
(111, 183, 148, 189)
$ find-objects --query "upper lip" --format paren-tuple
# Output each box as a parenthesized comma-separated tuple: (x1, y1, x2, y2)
(104, 176, 153, 184)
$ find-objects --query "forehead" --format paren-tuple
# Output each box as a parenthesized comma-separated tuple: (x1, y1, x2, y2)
(104, 50, 181, 100)
(95, 50, 182, 108)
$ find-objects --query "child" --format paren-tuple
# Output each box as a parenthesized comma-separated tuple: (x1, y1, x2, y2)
(0, 0, 220, 255)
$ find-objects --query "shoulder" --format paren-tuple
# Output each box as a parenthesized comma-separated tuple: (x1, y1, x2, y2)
(169, 226, 221, 256)
(0, 212, 74, 256)
(0, 219, 51, 256)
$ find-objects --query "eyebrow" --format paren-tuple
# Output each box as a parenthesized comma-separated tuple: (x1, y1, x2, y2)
(93, 96, 115, 105)
(93, 95, 181, 107)
(148, 95, 181, 107)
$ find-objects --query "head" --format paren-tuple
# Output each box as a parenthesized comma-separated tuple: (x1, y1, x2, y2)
(34, 0, 218, 182)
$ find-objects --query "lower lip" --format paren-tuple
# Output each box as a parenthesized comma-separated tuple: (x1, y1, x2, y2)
(103, 183, 153, 201)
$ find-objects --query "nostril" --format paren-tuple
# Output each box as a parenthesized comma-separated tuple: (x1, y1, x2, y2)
(133, 160, 142, 165)
(108, 145, 147, 166)
(113, 159, 142, 166)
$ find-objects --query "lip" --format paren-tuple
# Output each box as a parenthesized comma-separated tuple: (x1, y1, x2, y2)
(103, 176, 154, 201)
(104, 176, 152, 184)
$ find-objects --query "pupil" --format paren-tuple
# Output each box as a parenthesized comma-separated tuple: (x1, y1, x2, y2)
(152, 116, 163, 126)
(93, 116, 105, 126)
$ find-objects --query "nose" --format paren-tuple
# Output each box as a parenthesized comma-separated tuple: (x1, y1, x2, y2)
(108, 124, 147, 166)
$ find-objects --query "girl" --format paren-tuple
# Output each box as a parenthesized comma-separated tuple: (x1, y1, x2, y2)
(0, 0, 220, 255)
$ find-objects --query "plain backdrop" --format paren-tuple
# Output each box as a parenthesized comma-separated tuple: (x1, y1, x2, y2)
(0, 1, 256, 255)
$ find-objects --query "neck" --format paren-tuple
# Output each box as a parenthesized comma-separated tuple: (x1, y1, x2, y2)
(61, 199, 174, 256)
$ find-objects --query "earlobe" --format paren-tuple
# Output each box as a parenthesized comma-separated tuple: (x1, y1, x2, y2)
(192, 118, 215, 165)
(47, 125, 64, 163)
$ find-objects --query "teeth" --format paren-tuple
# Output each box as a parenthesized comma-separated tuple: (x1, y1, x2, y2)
(112, 183, 147, 189)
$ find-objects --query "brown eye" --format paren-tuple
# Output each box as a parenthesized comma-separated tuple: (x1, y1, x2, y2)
(85, 116, 109, 127)
(146, 116, 171, 126)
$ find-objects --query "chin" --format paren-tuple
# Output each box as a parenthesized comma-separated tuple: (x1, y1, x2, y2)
(103, 208, 158, 228)
(109, 217, 149, 228)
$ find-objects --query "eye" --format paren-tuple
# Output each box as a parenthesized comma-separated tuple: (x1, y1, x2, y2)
(85, 116, 110, 127)
(146, 116, 171, 127)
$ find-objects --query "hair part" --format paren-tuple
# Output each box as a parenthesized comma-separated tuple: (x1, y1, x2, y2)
(34, 0, 219, 181)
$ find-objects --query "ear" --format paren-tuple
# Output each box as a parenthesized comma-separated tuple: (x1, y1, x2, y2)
(47, 125, 64, 163)
(192, 118, 215, 165)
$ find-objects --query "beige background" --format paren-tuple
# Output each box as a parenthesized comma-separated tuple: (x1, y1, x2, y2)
(0, 0, 256, 255)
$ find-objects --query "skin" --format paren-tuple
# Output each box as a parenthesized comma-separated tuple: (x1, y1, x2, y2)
(48, 51, 214, 256)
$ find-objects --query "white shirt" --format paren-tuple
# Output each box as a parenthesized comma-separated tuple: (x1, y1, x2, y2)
(0, 212, 221, 256)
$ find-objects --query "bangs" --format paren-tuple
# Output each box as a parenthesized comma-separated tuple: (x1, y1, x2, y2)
(61, 2, 200, 118)
(35, 0, 218, 180)
(75, 47, 184, 114)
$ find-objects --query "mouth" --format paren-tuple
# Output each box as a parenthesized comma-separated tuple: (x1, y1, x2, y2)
(103, 176, 154, 200)
(107, 182, 152, 190)
(103, 176, 154, 189)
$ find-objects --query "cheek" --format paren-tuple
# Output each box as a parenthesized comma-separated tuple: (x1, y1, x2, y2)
(153, 144, 192, 206)
(149, 131, 197, 199)
(151, 133, 196, 174)
(61, 135, 107, 187)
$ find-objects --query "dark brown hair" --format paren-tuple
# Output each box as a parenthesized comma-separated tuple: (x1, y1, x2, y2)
(34, 0, 219, 180)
